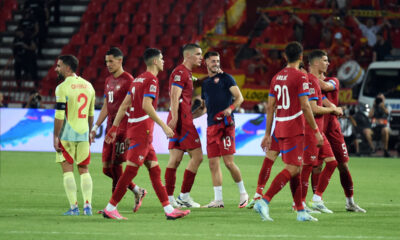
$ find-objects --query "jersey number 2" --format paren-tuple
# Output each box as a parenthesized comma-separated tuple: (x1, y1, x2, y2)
(274, 85, 290, 110)
(78, 93, 88, 118)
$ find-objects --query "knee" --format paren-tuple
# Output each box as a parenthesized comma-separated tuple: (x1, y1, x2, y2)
(312, 165, 322, 174)
(337, 162, 348, 172)
(224, 161, 235, 171)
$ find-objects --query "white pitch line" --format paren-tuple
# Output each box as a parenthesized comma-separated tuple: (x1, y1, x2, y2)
(3, 231, 399, 240)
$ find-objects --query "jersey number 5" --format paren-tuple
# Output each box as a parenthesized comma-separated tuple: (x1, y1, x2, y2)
(274, 85, 290, 110)
(78, 93, 88, 118)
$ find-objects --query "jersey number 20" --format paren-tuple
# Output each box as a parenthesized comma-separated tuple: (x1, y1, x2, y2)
(274, 85, 290, 110)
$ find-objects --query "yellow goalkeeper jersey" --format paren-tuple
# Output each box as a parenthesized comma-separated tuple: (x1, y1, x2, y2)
(55, 75, 95, 142)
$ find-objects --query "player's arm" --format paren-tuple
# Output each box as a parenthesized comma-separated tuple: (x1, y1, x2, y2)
(261, 95, 276, 151)
(309, 100, 342, 116)
(300, 96, 324, 147)
(192, 99, 206, 119)
(105, 94, 131, 143)
(54, 86, 66, 152)
(90, 98, 108, 143)
(222, 85, 244, 116)
(168, 84, 183, 130)
(319, 79, 335, 92)
(143, 96, 174, 138)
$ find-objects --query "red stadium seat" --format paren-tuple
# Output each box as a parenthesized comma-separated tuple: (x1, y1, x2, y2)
(158, 2, 171, 16)
(122, 33, 138, 47)
(167, 14, 181, 25)
(165, 45, 181, 59)
(167, 25, 181, 37)
(92, 53, 106, 67)
(184, 14, 198, 25)
(81, 11, 97, 23)
(105, 34, 121, 46)
(131, 45, 146, 57)
(97, 23, 113, 35)
(86, 1, 103, 13)
(97, 12, 114, 24)
(133, 12, 147, 24)
(115, 12, 130, 24)
(154, 24, 163, 36)
(82, 67, 99, 83)
(80, 22, 96, 34)
(163, 58, 174, 70)
(124, 57, 140, 70)
(138, 1, 150, 12)
(61, 44, 77, 55)
(104, 1, 120, 14)
(158, 35, 173, 48)
(121, 1, 137, 13)
(70, 33, 86, 47)
(78, 44, 94, 57)
(114, 23, 129, 36)
(172, 2, 188, 15)
(132, 24, 147, 36)
(176, 34, 190, 46)
(88, 33, 104, 46)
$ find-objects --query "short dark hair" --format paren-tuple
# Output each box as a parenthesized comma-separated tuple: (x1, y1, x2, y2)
(308, 49, 327, 64)
(58, 55, 78, 72)
(106, 47, 124, 58)
(143, 48, 161, 66)
(204, 51, 219, 60)
(284, 42, 303, 63)
(182, 43, 201, 53)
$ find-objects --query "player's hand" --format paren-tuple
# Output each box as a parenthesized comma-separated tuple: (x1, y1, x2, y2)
(53, 136, 61, 152)
(223, 107, 233, 117)
(163, 125, 174, 138)
(105, 125, 118, 144)
(315, 131, 324, 148)
(168, 117, 177, 130)
(261, 135, 271, 152)
(333, 107, 343, 116)
(89, 130, 96, 143)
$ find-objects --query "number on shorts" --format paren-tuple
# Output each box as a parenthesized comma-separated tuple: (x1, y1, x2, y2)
(77, 93, 88, 118)
(223, 136, 231, 150)
(342, 143, 348, 155)
(115, 142, 125, 156)
(274, 85, 290, 110)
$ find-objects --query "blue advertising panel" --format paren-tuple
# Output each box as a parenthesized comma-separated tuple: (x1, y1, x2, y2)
(0, 108, 268, 156)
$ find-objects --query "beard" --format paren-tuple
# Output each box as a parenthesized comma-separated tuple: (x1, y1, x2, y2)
(57, 73, 65, 81)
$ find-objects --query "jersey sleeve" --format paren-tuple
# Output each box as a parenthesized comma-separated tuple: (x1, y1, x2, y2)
(143, 77, 157, 99)
(225, 73, 237, 88)
(170, 70, 185, 89)
(298, 73, 310, 98)
(103, 78, 107, 98)
(88, 86, 95, 117)
(269, 78, 276, 98)
(55, 85, 66, 120)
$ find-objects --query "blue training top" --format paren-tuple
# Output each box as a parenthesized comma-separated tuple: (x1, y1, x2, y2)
(201, 72, 237, 126)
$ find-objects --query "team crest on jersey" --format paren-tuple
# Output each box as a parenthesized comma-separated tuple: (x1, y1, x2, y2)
(310, 88, 315, 94)
(195, 138, 200, 143)
(174, 75, 181, 82)
(116, 85, 120, 90)
(303, 82, 309, 90)
(311, 156, 316, 160)
(214, 77, 219, 83)
(150, 84, 157, 92)
(298, 156, 302, 161)
(139, 155, 144, 162)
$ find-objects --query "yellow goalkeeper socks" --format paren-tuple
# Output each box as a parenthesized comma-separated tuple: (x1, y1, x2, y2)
(80, 172, 93, 207)
(63, 171, 77, 208)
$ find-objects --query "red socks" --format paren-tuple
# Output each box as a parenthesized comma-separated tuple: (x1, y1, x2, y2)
(339, 168, 354, 198)
(165, 168, 177, 196)
(256, 157, 274, 195)
(181, 169, 196, 194)
(300, 165, 313, 202)
(110, 165, 139, 206)
(316, 161, 338, 197)
(311, 170, 320, 194)
(290, 173, 304, 211)
(149, 165, 169, 207)
(263, 169, 291, 202)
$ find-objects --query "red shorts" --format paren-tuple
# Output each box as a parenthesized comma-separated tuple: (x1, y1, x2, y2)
(269, 134, 280, 152)
(102, 131, 127, 164)
(126, 136, 157, 166)
(325, 125, 349, 163)
(206, 124, 236, 158)
(278, 135, 304, 167)
(303, 132, 334, 166)
(168, 121, 201, 151)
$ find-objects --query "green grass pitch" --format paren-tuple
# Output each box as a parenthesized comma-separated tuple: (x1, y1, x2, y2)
(0, 151, 399, 240)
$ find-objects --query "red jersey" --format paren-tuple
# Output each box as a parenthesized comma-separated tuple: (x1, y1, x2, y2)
(322, 77, 341, 132)
(269, 67, 310, 138)
(306, 73, 324, 131)
(168, 64, 194, 122)
(126, 71, 159, 140)
(104, 72, 133, 128)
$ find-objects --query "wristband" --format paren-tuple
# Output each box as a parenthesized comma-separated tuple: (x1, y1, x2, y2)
(312, 127, 319, 134)
(229, 105, 235, 111)
(92, 124, 99, 132)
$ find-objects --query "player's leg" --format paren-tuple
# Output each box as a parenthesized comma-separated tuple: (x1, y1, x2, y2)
(311, 164, 322, 194)
(310, 157, 336, 213)
(222, 154, 248, 208)
(363, 128, 375, 153)
(57, 140, 79, 215)
(382, 126, 391, 157)
(202, 155, 225, 208)
(165, 148, 184, 207)
(76, 141, 92, 216)
(177, 147, 203, 208)
(144, 153, 190, 220)
(248, 150, 279, 209)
